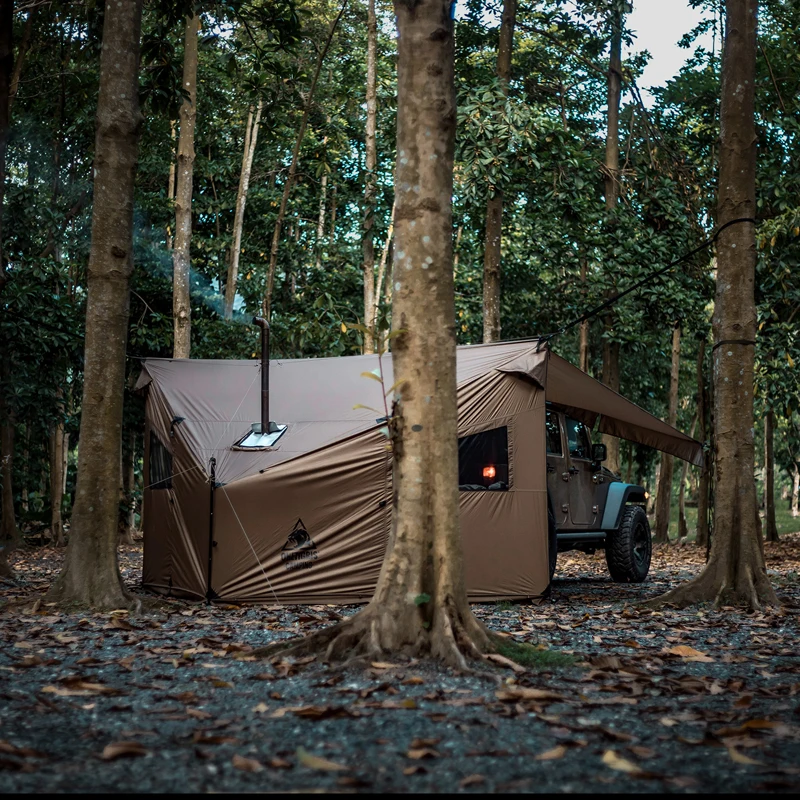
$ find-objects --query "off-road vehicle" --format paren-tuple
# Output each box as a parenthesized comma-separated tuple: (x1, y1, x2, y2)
(545, 405, 652, 583)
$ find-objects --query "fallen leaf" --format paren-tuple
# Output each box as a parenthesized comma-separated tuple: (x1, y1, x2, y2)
(459, 774, 485, 787)
(629, 746, 656, 759)
(402, 676, 425, 685)
(666, 645, 714, 663)
(252, 703, 269, 714)
(101, 741, 149, 761)
(495, 688, 563, 702)
(485, 653, 526, 673)
(602, 749, 642, 774)
(535, 745, 567, 761)
(403, 765, 426, 775)
(296, 747, 348, 771)
(406, 748, 440, 760)
(590, 655, 622, 670)
(410, 738, 441, 749)
(371, 662, 400, 669)
(232, 754, 263, 773)
(727, 747, 763, 765)
(660, 718, 678, 727)
(267, 757, 292, 769)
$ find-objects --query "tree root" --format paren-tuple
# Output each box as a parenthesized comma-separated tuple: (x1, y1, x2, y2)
(252, 600, 503, 674)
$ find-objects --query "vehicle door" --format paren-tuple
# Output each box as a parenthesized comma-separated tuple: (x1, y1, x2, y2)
(564, 416, 597, 527)
(545, 409, 569, 527)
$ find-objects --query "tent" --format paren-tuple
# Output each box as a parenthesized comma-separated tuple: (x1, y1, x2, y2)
(136, 340, 702, 604)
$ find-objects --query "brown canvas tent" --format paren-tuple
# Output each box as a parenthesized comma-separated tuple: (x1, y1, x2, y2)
(136, 340, 702, 604)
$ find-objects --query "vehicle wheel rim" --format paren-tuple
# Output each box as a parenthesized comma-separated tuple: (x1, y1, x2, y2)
(632, 521, 649, 567)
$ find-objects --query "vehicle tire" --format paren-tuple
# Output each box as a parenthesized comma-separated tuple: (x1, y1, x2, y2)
(605, 505, 651, 583)
(548, 506, 558, 581)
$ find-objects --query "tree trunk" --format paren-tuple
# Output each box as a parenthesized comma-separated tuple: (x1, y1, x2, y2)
(579, 257, 589, 373)
(481, 0, 516, 344)
(764, 408, 778, 542)
(172, 12, 200, 359)
(119, 431, 135, 545)
(677, 415, 698, 542)
(7, 7, 34, 114)
(649, 0, 776, 609)
(47, 0, 144, 609)
(372, 199, 396, 342)
(600, 0, 623, 475)
(224, 100, 262, 319)
(20, 425, 28, 513)
(791, 465, 799, 518)
(166, 120, 176, 250)
(315, 172, 328, 270)
(263, 1, 348, 320)
(50, 416, 65, 547)
(362, 0, 378, 354)
(255, 0, 491, 668)
(654, 324, 681, 544)
(0, 0, 13, 284)
(0, 375, 19, 548)
(696, 338, 711, 548)
(601, 339, 620, 474)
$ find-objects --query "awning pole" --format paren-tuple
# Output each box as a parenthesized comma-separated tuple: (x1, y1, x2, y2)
(206, 457, 217, 603)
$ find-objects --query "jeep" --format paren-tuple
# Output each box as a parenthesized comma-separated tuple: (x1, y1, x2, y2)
(545, 405, 652, 583)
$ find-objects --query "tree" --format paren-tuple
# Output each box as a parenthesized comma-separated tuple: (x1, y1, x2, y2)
(481, 0, 516, 344)
(224, 99, 262, 319)
(361, 0, 378, 353)
(654, 322, 681, 544)
(764, 407, 778, 541)
(649, 0, 777, 609)
(600, 0, 624, 475)
(47, 0, 144, 608)
(172, 10, 200, 359)
(256, 0, 492, 667)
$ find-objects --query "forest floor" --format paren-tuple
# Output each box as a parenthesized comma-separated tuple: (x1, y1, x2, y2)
(1, 537, 799, 794)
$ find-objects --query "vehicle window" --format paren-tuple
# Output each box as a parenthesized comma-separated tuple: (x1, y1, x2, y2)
(458, 426, 509, 490)
(565, 417, 591, 460)
(545, 411, 562, 456)
(149, 431, 173, 489)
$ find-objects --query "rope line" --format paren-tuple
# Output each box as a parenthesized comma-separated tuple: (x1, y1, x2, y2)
(219, 485, 280, 605)
(539, 216, 758, 348)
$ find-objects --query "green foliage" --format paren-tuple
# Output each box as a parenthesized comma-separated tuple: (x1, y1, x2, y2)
(493, 637, 577, 669)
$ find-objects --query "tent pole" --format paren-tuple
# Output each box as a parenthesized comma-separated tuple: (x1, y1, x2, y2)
(206, 457, 217, 603)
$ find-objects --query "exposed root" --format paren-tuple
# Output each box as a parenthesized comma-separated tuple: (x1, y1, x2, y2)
(252, 600, 504, 674)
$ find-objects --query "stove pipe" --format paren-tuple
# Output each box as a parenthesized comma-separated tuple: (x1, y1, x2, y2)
(252, 317, 274, 434)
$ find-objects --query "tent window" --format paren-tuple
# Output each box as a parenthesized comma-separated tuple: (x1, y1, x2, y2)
(565, 417, 591, 460)
(458, 426, 509, 491)
(149, 432, 172, 490)
(546, 411, 562, 455)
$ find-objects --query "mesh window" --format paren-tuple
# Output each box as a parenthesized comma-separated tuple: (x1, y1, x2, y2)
(565, 417, 591, 460)
(546, 411, 562, 455)
(149, 431, 173, 490)
(458, 426, 509, 490)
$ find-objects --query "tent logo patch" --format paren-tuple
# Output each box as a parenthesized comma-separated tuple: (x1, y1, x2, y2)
(280, 519, 318, 571)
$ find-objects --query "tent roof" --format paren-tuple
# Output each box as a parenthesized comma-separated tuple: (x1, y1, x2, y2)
(137, 340, 702, 484)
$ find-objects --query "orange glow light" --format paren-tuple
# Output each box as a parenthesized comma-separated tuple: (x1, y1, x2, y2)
(483, 465, 496, 480)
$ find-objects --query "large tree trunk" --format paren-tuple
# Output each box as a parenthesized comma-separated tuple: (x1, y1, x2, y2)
(172, 12, 200, 359)
(315, 172, 328, 270)
(362, 0, 378, 353)
(47, 0, 144, 609)
(650, 0, 776, 609)
(654, 324, 681, 543)
(166, 120, 176, 250)
(481, 0, 516, 344)
(256, 0, 491, 668)
(696, 338, 711, 548)
(224, 100, 262, 319)
(600, 0, 623, 475)
(764, 407, 778, 542)
(263, 1, 347, 320)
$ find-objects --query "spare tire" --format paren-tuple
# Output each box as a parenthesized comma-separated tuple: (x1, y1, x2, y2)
(605, 505, 651, 583)
(548, 506, 558, 581)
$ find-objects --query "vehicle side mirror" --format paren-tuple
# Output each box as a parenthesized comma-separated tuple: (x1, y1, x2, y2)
(591, 443, 607, 463)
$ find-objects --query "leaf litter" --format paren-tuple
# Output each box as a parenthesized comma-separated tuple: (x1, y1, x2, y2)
(0, 537, 799, 792)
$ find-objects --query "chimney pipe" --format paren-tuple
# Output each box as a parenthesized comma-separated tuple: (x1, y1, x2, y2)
(252, 317, 274, 434)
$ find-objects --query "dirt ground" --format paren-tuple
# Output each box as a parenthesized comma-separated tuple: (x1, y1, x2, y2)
(1, 537, 799, 794)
